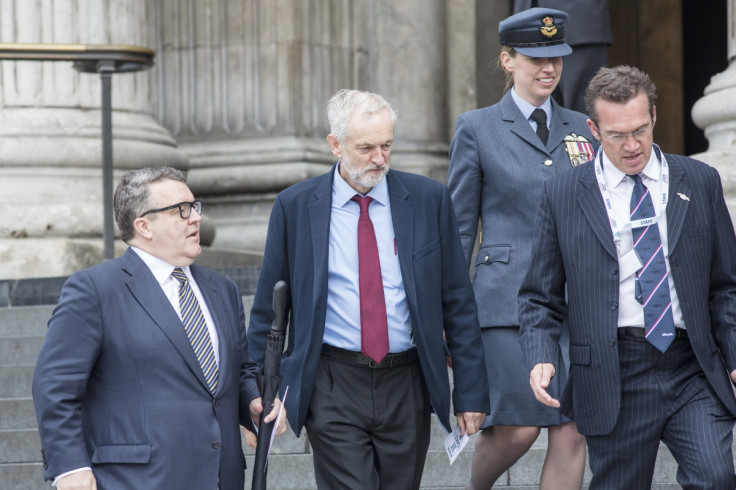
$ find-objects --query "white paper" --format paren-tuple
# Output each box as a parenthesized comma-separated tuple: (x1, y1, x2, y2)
(443, 425, 469, 465)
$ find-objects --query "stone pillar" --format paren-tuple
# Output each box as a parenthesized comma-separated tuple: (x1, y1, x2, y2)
(158, 0, 467, 251)
(690, 0, 736, 219)
(158, 0, 363, 250)
(0, 0, 187, 279)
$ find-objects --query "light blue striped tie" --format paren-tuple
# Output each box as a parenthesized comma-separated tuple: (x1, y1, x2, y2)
(172, 268, 218, 393)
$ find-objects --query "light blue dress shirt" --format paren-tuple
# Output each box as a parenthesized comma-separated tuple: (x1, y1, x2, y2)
(322, 164, 413, 352)
(510, 86, 553, 133)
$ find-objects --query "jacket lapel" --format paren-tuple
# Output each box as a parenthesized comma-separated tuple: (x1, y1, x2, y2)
(308, 169, 334, 312)
(191, 265, 231, 391)
(577, 166, 618, 259)
(501, 91, 549, 154)
(122, 250, 212, 392)
(664, 155, 691, 254)
(386, 172, 418, 312)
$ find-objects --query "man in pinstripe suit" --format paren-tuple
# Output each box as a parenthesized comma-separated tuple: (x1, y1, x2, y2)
(519, 65, 736, 489)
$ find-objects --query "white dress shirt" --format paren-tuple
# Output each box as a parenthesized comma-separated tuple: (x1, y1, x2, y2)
(600, 150, 685, 329)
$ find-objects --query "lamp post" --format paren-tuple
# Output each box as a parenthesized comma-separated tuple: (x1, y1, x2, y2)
(0, 43, 155, 260)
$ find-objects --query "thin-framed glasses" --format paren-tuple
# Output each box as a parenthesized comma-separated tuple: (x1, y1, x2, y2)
(139, 200, 202, 219)
(595, 124, 654, 143)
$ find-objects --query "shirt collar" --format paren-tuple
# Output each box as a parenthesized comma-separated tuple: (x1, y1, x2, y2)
(332, 162, 389, 208)
(510, 87, 552, 122)
(131, 246, 190, 285)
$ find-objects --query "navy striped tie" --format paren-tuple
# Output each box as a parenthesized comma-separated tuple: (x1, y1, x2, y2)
(172, 268, 219, 393)
(630, 174, 675, 352)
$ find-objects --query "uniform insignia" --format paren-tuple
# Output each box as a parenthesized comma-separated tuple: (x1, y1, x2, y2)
(564, 133, 595, 167)
(540, 16, 558, 38)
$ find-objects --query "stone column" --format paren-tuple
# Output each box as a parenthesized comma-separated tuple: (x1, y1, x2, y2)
(0, 0, 187, 279)
(157, 0, 467, 251)
(157, 0, 363, 251)
(690, 0, 736, 219)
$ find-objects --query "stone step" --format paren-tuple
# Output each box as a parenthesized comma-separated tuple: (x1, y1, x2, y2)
(0, 337, 44, 367)
(1, 463, 52, 490)
(0, 365, 34, 398)
(0, 429, 42, 464)
(0, 307, 53, 338)
(0, 398, 37, 430)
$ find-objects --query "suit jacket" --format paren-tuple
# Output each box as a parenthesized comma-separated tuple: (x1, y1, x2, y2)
(518, 153, 736, 435)
(448, 91, 598, 328)
(247, 166, 490, 435)
(32, 248, 260, 489)
(513, 0, 612, 45)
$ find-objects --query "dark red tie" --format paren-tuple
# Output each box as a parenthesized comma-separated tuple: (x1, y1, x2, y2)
(352, 195, 389, 363)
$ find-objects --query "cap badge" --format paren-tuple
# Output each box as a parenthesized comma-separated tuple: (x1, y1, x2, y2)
(540, 16, 558, 38)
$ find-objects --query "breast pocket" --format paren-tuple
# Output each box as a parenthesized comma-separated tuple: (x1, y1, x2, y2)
(413, 238, 439, 261)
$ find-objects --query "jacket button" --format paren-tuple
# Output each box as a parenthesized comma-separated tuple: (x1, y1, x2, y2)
(212, 441, 220, 449)
(608, 337, 616, 346)
(610, 265, 618, 274)
(609, 301, 618, 311)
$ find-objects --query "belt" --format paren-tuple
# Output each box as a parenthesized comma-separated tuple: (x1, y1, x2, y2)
(617, 327, 688, 339)
(321, 344, 418, 368)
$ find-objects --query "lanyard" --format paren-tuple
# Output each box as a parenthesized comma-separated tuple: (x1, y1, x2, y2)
(593, 144, 669, 247)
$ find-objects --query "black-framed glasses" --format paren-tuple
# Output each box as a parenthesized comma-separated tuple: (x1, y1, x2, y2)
(139, 200, 202, 219)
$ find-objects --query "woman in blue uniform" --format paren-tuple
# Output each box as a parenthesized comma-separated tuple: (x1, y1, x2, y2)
(448, 8, 598, 489)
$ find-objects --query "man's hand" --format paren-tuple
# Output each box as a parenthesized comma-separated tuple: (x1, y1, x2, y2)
(57, 469, 96, 490)
(456, 412, 485, 436)
(730, 368, 736, 384)
(529, 363, 560, 408)
(249, 397, 288, 438)
(241, 426, 258, 449)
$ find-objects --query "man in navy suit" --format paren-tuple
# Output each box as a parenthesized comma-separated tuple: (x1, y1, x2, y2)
(519, 65, 736, 488)
(32, 167, 285, 490)
(247, 89, 489, 489)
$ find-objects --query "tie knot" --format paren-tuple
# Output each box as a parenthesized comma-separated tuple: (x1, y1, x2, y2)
(531, 108, 547, 125)
(171, 267, 187, 283)
(629, 173, 643, 185)
(351, 194, 372, 213)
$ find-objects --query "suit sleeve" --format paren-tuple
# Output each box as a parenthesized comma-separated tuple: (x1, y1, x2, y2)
(31, 271, 102, 480)
(518, 180, 567, 372)
(436, 185, 490, 413)
(448, 113, 483, 268)
(235, 280, 262, 431)
(248, 194, 292, 367)
(705, 168, 736, 372)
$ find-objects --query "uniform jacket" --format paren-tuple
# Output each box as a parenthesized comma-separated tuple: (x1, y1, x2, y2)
(448, 90, 598, 327)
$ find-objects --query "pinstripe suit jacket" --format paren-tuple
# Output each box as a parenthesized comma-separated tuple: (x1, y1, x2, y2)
(518, 152, 736, 435)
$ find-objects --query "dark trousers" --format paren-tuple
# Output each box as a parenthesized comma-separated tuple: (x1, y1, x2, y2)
(305, 353, 431, 490)
(586, 334, 736, 489)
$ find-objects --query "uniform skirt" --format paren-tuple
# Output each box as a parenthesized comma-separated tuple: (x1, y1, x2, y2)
(479, 326, 572, 428)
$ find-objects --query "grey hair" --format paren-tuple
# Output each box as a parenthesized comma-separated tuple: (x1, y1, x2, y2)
(113, 166, 187, 242)
(585, 65, 657, 126)
(326, 89, 397, 143)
